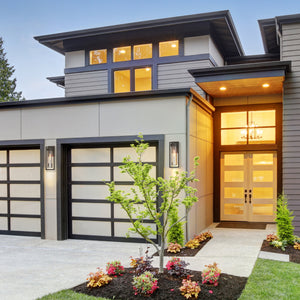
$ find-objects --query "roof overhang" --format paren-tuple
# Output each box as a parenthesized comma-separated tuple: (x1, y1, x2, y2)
(189, 61, 291, 97)
(259, 13, 300, 55)
(47, 76, 65, 88)
(34, 10, 244, 59)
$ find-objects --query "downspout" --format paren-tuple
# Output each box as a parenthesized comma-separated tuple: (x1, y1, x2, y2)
(185, 93, 193, 242)
(275, 17, 283, 61)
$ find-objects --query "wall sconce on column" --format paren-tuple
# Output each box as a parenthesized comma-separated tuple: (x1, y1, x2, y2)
(45, 146, 55, 170)
(169, 142, 179, 168)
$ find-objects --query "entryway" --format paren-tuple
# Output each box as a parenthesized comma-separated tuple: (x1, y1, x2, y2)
(220, 152, 277, 222)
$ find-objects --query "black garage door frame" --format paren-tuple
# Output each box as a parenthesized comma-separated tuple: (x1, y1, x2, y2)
(0, 139, 45, 238)
(56, 135, 164, 242)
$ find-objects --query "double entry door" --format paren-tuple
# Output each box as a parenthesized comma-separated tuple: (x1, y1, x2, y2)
(221, 152, 277, 222)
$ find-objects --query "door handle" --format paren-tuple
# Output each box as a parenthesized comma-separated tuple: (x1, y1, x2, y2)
(249, 189, 252, 204)
(244, 189, 247, 203)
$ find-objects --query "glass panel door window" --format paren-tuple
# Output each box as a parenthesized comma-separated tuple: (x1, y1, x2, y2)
(221, 110, 276, 145)
(221, 152, 277, 222)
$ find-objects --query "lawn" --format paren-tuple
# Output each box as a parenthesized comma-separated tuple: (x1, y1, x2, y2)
(239, 258, 300, 300)
(39, 258, 300, 299)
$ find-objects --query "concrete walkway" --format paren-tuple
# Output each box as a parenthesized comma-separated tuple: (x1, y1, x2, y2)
(0, 224, 275, 300)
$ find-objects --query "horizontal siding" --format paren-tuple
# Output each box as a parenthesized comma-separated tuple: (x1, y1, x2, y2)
(65, 70, 108, 97)
(158, 60, 213, 97)
(282, 23, 300, 235)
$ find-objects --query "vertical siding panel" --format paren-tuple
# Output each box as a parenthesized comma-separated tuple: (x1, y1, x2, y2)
(282, 23, 300, 234)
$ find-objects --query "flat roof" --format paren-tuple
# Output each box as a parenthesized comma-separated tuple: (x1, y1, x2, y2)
(34, 10, 244, 59)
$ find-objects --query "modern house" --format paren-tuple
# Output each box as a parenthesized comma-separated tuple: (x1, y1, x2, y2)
(0, 10, 299, 242)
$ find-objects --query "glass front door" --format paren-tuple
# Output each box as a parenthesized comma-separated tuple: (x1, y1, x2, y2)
(221, 152, 277, 222)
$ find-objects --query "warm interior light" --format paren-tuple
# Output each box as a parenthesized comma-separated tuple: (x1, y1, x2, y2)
(262, 83, 270, 88)
(145, 67, 151, 71)
(120, 49, 126, 54)
(220, 86, 227, 91)
(171, 43, 177, 48)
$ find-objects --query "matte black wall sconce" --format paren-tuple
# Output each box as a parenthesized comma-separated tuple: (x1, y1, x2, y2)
(45, 146, 55, 170)
(169, 142, 179, 168)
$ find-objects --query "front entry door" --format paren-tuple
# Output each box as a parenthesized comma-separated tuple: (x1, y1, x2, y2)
(221, 152, 277, 222)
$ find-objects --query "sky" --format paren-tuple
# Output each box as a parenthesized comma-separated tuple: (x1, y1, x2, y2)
(1, 0, 300, 100)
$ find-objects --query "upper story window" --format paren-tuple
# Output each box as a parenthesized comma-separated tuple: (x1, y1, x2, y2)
(89, 49, 107, 65)
(114, 67, 152, 93)
(159, 40, 179, 57)
(220, 110, 276, 145)
(134, 44, 152, 60)
(113, 46, 131, 62)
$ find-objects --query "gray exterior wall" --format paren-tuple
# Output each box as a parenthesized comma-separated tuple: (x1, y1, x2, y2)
(65, 71, 108, 97)
(282, 22, 300, 234)
(158, 60, 213, 96)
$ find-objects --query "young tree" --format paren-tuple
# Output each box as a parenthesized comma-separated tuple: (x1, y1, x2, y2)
(0, 37, 23, 101)
(107, 136, 199, 273)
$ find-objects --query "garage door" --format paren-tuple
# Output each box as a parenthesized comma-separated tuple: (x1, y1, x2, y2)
(0, 149, 42, 237)
(69, 144, 158, 242)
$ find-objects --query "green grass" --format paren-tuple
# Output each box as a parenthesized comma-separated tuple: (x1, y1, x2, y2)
(239, 258, 300, 300)
(37, 289, 109, 300)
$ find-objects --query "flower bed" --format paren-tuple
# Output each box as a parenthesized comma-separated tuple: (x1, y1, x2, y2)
(72, 267, 247, 300)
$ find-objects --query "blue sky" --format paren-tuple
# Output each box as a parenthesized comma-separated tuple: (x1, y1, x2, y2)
(1, 0, 300, 100)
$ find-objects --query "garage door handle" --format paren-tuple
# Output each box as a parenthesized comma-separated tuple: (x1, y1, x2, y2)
(244, 189, 247, 203)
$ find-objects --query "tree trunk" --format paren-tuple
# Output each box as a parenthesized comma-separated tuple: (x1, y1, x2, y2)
(159, 239, 165, 273)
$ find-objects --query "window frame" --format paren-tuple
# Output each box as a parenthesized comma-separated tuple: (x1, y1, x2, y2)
(112, 65, 153, 93)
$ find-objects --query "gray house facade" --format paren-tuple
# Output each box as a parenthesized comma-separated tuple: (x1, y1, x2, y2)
(0, 10, 300, 241)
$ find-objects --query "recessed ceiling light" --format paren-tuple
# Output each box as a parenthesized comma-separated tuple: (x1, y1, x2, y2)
(262, 83, 270, 88)
(120, 49, 126, 54)
(171, 44, 177, 48)
(220, 86, 227, 91)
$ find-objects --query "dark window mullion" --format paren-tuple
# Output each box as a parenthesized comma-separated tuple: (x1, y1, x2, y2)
(110, 147, 114, 237)
(7, 150, 10, 232)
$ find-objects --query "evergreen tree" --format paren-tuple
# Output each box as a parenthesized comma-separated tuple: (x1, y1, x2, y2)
(0, 37, 23, 101)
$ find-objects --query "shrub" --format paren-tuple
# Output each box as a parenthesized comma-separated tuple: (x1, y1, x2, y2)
(179, 276, 201, 299)
(87, 268, 112, 288)
(185, 238, 200, 249)
(266, 233, 279, 242)
(201, 262, 221, 286)
(276, 194, 295, 244)
(194, 233, 206, 243)
(202, 231, 213, 239)
(132, 271, 159, 296)
(106, 260, 125, 276)
(130, 248, 153, 275)
(166, 257, 190, 277)
(271, 240, 287, 251)
(294, 242, 300, 250)
(167, 242, 182, 253)
(167, 208, 185, 246)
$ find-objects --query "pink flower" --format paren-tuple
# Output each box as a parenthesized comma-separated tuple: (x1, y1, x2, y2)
(170, 289, 174, 291)
(209, 290, 213, 294)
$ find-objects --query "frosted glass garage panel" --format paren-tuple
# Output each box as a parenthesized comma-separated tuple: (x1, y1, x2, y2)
(72, 203, 111, 218)
(0, 184, 7, 197)
(114, 146, 156, 162)
(0, 167, 7, 180)
(0, 201, 7, 213)
(11, 217, 41, 232)
(0, 151, 6, 163)
(10, 167, 40, 181)
(10, 150, 40, 163)
(72, 167, 110, 181)
(72, 148, 110, 163)
(72, 185, 109, 200)
(114, 166, 156, 181)
(114, 222, 156, 238)
(10, 184, 40, 198)
(114, 203, 149, 219)
(114, 185, 145, 200)
(72, 220, 111, 236)
(0, 217, 7, 230)
(10, 201, 40, 215)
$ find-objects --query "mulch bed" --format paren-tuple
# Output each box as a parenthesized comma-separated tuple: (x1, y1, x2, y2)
(152, 238, 211, 257)
(72, 268, 247, 300)
(260, 240, 300, 263)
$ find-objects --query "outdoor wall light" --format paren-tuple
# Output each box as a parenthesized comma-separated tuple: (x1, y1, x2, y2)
(45, 146, 55, 170)
(169, 142, 179, 168)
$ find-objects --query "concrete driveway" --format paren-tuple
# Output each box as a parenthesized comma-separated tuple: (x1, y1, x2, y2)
(0, 224, 274, 300)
